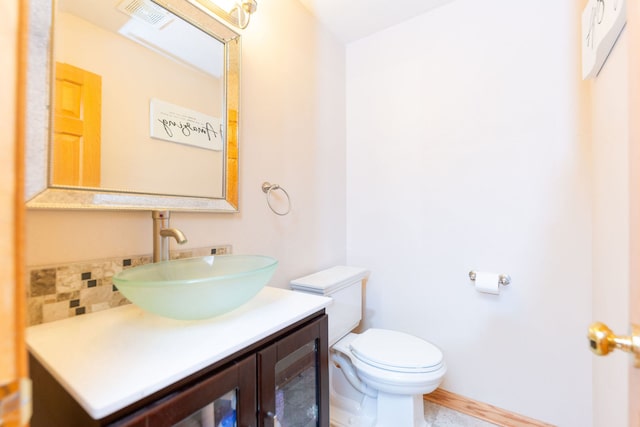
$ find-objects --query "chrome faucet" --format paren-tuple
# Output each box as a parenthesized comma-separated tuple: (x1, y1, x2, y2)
(152, 210, 187, 262)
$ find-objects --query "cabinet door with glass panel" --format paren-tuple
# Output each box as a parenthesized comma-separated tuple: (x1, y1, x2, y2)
(118, 356, 256, 427)
(258, 315, 329, 427)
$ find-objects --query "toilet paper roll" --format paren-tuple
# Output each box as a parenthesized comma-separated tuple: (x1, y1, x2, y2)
(474, 271, 500, 295)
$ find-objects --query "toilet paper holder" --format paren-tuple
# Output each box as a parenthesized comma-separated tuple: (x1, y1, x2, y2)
(468, 270, 511, 286)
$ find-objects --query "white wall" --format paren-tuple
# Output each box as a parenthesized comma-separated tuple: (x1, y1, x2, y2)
(346, 1, 592, 425)
(590, 28, 630, 427)
(26, 0, 347, 289)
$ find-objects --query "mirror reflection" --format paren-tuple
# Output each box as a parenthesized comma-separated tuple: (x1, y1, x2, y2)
(53, 0, 226, 198)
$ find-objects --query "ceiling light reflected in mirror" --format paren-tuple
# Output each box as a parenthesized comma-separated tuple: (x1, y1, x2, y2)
(187, 0, 258, 29)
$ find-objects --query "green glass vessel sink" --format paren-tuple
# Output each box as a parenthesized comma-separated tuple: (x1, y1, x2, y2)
(112, 255, 278, 320)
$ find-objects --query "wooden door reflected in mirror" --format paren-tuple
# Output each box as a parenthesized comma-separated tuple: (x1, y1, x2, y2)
(53, 62, 102, 187)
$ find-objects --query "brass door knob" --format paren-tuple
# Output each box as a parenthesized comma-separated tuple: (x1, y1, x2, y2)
(587, 321, 640, 367)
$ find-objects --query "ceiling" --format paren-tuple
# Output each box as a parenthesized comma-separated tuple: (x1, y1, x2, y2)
(295, 0, 455, 43)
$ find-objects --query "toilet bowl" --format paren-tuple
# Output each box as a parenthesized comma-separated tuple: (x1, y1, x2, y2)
(290, 266, 446, 427)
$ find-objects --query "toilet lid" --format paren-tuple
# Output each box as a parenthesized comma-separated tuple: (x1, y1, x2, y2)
(349, 329, 443, 373)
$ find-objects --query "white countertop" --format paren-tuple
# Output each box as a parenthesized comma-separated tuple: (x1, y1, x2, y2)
(26, 287, 331, 420)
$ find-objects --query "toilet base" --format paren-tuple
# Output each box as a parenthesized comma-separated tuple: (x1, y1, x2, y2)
(329, 393, 428, 427)
(376, 392, 427, 427)
(329, 400, 376, 427)
(330, 362, 428, 427)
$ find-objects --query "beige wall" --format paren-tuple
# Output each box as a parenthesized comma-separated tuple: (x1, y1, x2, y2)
(26, 0, 347, 290)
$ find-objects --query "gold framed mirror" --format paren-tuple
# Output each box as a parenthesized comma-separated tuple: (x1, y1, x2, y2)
(26, 0, 240, 212)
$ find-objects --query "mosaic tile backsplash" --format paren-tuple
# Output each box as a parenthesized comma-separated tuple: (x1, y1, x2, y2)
(26, 245, 232, 326)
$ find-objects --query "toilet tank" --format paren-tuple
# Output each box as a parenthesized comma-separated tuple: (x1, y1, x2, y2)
(290, 266, 369, 346)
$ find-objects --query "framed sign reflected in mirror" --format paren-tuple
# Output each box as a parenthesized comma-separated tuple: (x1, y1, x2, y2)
(26, 0, 240, 211)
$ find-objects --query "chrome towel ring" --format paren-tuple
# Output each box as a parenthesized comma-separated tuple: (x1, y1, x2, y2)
(261, 182, 291, 216)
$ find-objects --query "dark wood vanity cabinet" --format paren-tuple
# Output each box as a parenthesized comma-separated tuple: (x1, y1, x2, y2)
(30, 312, 329, 427)
(114, 356, 257, 427)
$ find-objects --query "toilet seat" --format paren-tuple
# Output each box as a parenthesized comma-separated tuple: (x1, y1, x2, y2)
(333, 330, 447, 396)
(350, 329, 443, 373)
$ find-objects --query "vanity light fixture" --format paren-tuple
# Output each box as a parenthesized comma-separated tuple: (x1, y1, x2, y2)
(187, 0, 257, 29)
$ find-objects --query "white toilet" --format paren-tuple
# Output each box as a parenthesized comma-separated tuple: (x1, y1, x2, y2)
(290, 266, 446, 427)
